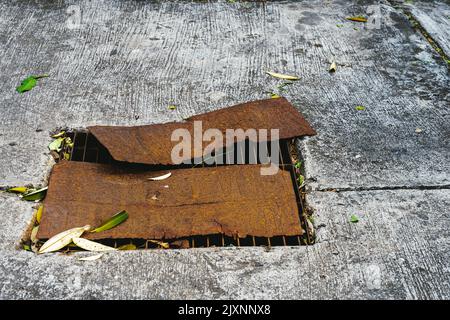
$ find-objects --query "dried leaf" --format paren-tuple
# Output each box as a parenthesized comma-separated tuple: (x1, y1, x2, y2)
(48, 137, 64, 152)
(329, 61, 337, 72)
(51, 131, 66, 138)
(79, 253, 104, 261)
(38, 225, 91, 254)
(6, 186, 29, 194)
(266, 71, 299, 81)
(36, 205, 44, 224)
(270, 93, 281, 99)
(90, 210, 129, 233)
(148, 172, 172, 181)
(30, 225, 39, 243)
(148, 239, 169, 249)
(117, 244, 137, 251)
(346, 16, 367, 22)
(415, 128, 423, 133)
(72, 238, 117, 252)
(350, 214, 359, 223)
(22, 187, 48, 201)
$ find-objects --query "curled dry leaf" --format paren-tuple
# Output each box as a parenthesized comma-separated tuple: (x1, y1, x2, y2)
(79, 253, 104, 261)
(72, 237, 117, 252)
(265, 71, 299, 81)
(148, 239, 170, 249)
(38, 225, 91, 254)
(148, 172, 172, 181)
(90, 210, 129, 233)
(329, 61, 337, 72)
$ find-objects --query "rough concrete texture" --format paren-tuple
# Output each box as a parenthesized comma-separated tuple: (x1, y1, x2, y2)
(0, 0, 449, 299)
(403, 0, 450, 57)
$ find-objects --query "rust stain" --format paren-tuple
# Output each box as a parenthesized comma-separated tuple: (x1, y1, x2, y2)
(37, 161, 304, 240)
(88, 97, 316, 165)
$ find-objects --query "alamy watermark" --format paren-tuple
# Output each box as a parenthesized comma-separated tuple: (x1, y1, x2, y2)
(170, 121, 280, 176)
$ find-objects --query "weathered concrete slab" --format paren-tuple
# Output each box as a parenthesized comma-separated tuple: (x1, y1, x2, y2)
(1, 189, 449, 299)
(403, 0, 450, 57)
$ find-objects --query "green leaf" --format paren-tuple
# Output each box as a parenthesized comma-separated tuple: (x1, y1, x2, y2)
(350, 214, 359, 223)
(355, 105, 366, 111)
(48, 137, 64, 152)
(16, 76, 37, 93)
(23, 244, 32, 251)
(294, 161, 302, 169)
(22, 187, 48, 201)
(16, 75, 48, 93)
(91, 210, 129, 233)
(297, 175, 305, 186)
(168, 105, 177, 110)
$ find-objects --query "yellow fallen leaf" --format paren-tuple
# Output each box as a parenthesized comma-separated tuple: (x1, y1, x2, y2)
(346, 16, 367, 22)
(79, 253, 104, 261)
(51, 131, 66, 138)
(117, 244, 137, 250)
(266, 71, 299, 81)
(148, 239, 169, 249)
(270, 93, 281, 99)
(72, 237, 117, 252)
(38, 225, 91, 254)
(36, 205, 43, 224)
(7, 186, 29, 194)
(148, 172, 172, 181)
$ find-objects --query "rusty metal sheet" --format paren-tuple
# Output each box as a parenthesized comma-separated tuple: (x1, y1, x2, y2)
(37, 161, 303, 240)
(88, 97, 316, 165)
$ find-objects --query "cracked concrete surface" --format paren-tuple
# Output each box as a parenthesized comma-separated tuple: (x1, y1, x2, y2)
(0, 0, 449, 299)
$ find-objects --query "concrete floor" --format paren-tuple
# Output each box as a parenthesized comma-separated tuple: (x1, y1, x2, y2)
(0, 0, 449, 299)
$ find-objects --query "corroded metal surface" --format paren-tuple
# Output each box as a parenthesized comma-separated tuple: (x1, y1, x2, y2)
(37, 161, 303, 240)
(88, 98, 316, 165)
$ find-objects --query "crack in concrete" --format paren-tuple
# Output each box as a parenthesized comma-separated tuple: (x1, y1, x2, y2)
(314, 184, 450, 193)
(388, 0, 450, 68)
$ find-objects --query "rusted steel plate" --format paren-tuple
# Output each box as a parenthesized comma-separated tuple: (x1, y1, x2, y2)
(88, 97, 316, 165)
(37, 161, 303, 240)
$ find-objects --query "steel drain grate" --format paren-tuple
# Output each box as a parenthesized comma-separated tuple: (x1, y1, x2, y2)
(54, 130, 311, 249)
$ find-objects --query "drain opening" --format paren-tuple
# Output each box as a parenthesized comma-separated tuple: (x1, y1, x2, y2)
(28, 130, 312, 251)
